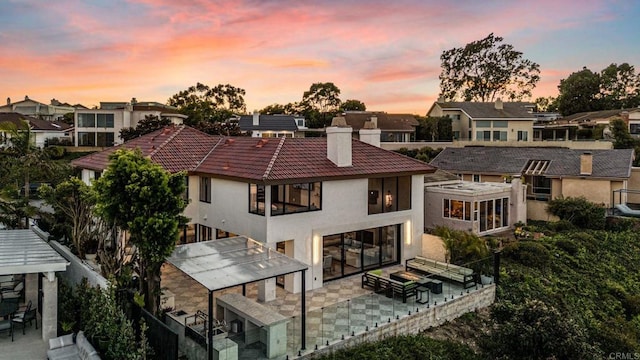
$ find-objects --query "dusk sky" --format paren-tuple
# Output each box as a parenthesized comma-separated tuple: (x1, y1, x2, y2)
(1, 0, 639, 115)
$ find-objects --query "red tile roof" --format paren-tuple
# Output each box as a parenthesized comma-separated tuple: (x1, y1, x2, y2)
(72, 125, 436, 182)
(71, 125, 220, 173)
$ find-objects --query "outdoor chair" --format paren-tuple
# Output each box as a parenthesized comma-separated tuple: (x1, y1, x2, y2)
(0, 281, 24, 300)
(323, 255, 333, 274)
(13, 300, 31, 319)
(12, 308, 37, 335)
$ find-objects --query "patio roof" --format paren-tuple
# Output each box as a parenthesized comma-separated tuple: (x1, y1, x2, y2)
(167, 236, 308, 291)
(0, 229, 68, 275)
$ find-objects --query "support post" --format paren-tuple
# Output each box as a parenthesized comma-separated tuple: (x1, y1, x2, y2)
(493, 250, 501, 286)
(301, 269, 306, 351)
(208, 290, 213, 360)
(242, 284, 246, 297)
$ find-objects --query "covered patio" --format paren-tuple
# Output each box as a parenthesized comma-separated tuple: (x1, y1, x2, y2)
(0, 228, 69, 343)
(166, 235, 308, 360)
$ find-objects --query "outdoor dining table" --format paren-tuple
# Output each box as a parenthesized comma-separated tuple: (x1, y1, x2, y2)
(0, 299, 19, 319)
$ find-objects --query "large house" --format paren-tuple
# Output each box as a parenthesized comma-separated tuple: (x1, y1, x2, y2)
(74, 102, 187, 147)
(430, 146, 634, 220)
(427, 99, 535, 143)
(0, 96, 76, 122)
(236, 112, 307, 138)
(0, 112, 73, 148)
(72, 123, 434, 295)
(341, 111, 420, 143)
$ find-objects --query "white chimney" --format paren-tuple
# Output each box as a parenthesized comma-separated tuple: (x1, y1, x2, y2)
(370, 115, 378, 128)
(580, 152, 592, 176)
(359, 120, 381, 147)
(327, 116, 352, 167)
(494, 98, 503, 110)
(253, 110, 260, 126)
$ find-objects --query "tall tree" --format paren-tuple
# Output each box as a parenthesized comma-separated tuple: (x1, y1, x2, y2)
(340, 99, 367, 112)
(600, 63, 640, 109)
(167, 83, 247, 126)
(302, 82, 341, 128)
(94, 149, 187, 314)
(439, 33, 540, 102)
(120, 115, 172, 142)
(609, 118, 636, 149)
(534, 96, 558, 112)
(556, 67, 602, 116)
(416, 116, 452, 141)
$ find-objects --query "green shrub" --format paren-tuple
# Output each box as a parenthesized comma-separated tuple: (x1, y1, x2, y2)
(44, 145, 66, 159)
(555, 238, 580, 256)
(547, 197, 605, 230)
(606, 216, 640, 232)
(503, 241, 551, 268)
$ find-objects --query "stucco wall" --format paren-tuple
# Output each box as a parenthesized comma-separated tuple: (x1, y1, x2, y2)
(628, 168, 640, 204)
(421, 234, 446, 262)
(560, 178, 614, 206)
(527, 200, 558, 221)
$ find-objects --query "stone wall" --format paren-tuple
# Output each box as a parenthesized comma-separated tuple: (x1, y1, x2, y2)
(49, 240, 108, 288)
(300, 284, 496, 359)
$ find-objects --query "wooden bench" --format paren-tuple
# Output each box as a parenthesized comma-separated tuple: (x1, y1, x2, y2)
(361, 271, 417, 303)
(405, 256, 476, 289)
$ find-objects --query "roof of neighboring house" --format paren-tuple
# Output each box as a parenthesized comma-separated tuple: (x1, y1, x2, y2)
(132, 105, 185, 116)
(342, 112, 419, 131)
(429, 101, 535, 119)
(237, 115, 301, 132)
(424, 169, 461, 184)
(71, 125, 220, 173)
(559, 108, 637, 124)
(72, 125, 435, 182)
(0, 113, 72, 131)
(430, 146, 634, 179)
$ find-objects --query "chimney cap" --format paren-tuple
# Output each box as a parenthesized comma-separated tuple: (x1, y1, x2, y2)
(330, 116, 348, 127)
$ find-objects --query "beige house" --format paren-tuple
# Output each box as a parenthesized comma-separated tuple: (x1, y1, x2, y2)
(430, 146, 634, 220)
(0, 96, 76, 122)
(427, 99, 535, 143)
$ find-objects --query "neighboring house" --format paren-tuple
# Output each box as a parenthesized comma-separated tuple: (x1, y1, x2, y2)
(72, 124, 434, 294)
(557, 108, 640, 138)
(237, 112, 307, 138)
(0, 96, 76, 122)
(430, 146, 634, 220)
(74, 102, 187, 147)
(427, 99, 535, 143)
(0, 112, 73, 148)
(342, 111, 419, 142)
(424, 170, 527, 235)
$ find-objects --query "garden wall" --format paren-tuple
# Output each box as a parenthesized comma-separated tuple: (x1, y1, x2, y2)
(49, 240, 108, 288)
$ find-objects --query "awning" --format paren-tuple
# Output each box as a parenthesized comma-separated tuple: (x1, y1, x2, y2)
(0, 229, 69, 275)
(167, 236, 308, 291)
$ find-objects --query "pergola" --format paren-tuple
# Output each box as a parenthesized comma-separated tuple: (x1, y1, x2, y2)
(167, 236, 309, 360)
(0, 229, 69, 341)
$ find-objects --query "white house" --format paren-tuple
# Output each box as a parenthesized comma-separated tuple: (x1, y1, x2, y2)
(0, 96, 76, 122)
(72, 123, 435, 297)
(74, 102, 187, 147)
(0, 113, 73, 148)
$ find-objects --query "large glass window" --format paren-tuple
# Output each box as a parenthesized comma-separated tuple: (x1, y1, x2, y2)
(249, 184, 265, 215)
(199, 177, 211, 203)
(96, 132, 114, 147)
(518, 130, 528, 141)
(493, 131, 507, 141)
(476, 120, 491, 127)
(270, 182, 321, 216)
(476, 131, 491, 141)
(97, 114, 115, 128)
(443, 199, 472, 221)
(493, 120, 508, 128)
(368, 176, 411, 214)
(77, 132, 96, 146)
(478, 198, 509, 233)
(77, 113, 95, 127)
(528, 176, 551, 201)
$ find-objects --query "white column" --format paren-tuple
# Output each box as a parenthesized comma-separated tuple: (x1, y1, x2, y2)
(257, 278, 276, 302)
(25, 273, 38, 307)
(41, 272, 58, 342)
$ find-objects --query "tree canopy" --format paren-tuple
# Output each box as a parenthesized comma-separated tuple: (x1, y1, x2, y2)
(439, 33, 540, 102)
(340, 99, 367, 112)
(167, 82, 246, 126)
(120, 114, 172, 142)
(556, 63, 640, 116)
(94, 149, 187, 314)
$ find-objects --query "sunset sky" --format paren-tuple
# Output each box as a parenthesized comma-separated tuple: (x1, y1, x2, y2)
(1, 0, 639, 115)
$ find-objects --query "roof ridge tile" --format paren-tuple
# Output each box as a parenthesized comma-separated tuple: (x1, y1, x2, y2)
(195, 135, 226, 170)
(263, 137, 286, 181)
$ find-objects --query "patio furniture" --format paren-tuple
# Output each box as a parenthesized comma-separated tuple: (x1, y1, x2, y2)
(425, 279, 443, 294)
(362, 271, 417, 303)
(405, 256, 476, 289)
(416, 285, 430, 304)
(12, 308, 37, 335)
(0, 317, 13, 341)
(390, 270, 424, 283)
(0, 297, 19, 319)
(47, 331, 101, 360)
(0, 275, 14, 290)
(0, 281, 24, 300)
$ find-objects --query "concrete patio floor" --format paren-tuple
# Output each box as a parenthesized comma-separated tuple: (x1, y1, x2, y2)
(0, 313, 47, 360)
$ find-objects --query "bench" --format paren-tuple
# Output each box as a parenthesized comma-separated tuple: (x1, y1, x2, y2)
(405, 256, 476, 289)
(361, 271, 417, 303)
(47, 331, 101, 360)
